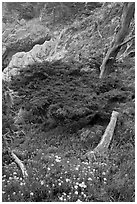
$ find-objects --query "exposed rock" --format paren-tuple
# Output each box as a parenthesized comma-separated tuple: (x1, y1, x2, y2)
(3, 40, 67, 81)
(2, 20, 51, 69)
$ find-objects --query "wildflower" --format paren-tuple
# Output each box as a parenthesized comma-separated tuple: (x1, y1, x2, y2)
(74, 191, 78, 195)
(75, 165, 80, 170)
(102, 172, 106, 175)
(83, 193, 86, 197)
(74, 185, 78, 189)
(55, 155, 61, 159)
(40, 180, 45, 185)
(59, 196, 63, 201)
(103, 178, 107, 181)
(55, 158, 61, 162)
(79, 182, 86, 188)
(58, 183, 62, 186)
(20, 182, 25, 186)
(76, 199, 82, 202)
(30, 192, 34, 196)
(13, 171, 17, 175)
(88, 177, 92, 181)
(66, 178, 70, 182)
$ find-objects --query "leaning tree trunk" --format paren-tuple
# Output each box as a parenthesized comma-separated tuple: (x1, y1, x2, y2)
(99, 2, 135, 78)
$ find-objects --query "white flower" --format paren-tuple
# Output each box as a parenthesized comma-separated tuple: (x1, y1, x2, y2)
(83, 193, 86, 197)
(74, 185, 78, 189)
(59, 196, 63, 201)
(66, 178, 70, 182)
(75, 164, 80, 170)
(76, 199, 82, 202)
(79, 182, 86, 188)
(102, 172, 106, 175)
(74, 191, 78, 195)
(40, 180, 44, 185)
(88, 177, 92, 181)
(13, 172, 17, 175)
(30, 192, 34, 196)
(55, 155, 61, 159)
(20, 182, 24, 186)
(55, 158, 61, 162)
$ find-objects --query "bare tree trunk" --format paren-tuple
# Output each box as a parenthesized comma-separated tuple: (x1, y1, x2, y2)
(93, 111, 119, 154)
(85, 111, 119, 162)
(99, 2, 135, 78)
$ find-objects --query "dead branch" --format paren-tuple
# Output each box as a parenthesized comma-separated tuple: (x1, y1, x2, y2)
(86, 111, 119, 162)
(11, 151, 28, 178)
(117, 35, 135, 50)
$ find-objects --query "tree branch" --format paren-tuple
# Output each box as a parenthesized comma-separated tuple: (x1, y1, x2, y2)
(11, 151, 28, 178)
(117, 35, 135, 49)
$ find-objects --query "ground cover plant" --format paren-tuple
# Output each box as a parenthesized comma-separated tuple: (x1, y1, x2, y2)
(2, 2, 135, 202)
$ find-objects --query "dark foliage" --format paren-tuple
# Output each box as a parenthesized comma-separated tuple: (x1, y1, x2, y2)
(2, 2, 134, 202)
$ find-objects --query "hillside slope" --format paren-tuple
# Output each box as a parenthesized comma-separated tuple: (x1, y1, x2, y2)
(2, 3, 135, 202)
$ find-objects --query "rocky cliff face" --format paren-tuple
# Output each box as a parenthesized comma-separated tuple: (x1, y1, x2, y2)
(2, 19, 51, 72)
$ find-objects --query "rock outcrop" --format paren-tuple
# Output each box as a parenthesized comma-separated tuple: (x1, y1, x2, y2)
(2, 20, 51, 70)
(3, 39, 68, 81)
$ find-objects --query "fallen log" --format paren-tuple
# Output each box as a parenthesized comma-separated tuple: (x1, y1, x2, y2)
(85, 111, 119, 162)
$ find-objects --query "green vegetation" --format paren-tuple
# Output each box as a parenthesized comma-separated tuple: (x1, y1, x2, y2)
(2, 2, 135, 202)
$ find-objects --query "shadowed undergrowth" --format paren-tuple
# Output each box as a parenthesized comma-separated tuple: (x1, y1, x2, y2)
(2, 59, 135, 202)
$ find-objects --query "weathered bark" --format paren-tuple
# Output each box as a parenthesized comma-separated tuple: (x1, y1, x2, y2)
(86, 111, 119, 161)
(11, 151, 28, 178)
(99, 2, 135, 78)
